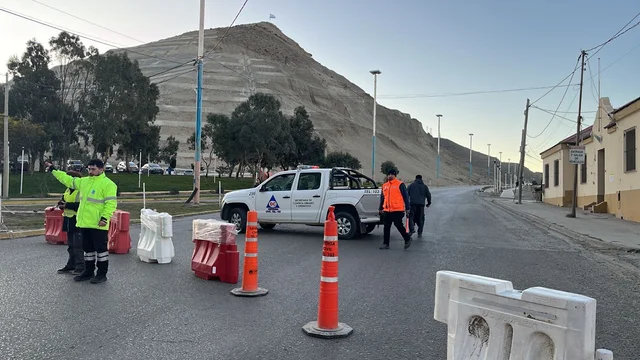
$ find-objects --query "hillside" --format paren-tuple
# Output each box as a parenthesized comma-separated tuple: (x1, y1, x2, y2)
(113, 22, 536, 185)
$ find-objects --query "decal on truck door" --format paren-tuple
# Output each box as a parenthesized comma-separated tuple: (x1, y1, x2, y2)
(266, 195, 281, 213)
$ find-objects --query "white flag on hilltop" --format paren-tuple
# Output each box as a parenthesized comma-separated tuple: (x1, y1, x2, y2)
(269, 14, 276, 20)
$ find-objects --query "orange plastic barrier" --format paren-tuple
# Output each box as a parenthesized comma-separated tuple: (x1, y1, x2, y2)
(44, 207, 67, 245)
(231, 210, 269, 297)
(191, 220, 239, 284)
(107, 210, 131, 254)
(302, 206, 353, 339)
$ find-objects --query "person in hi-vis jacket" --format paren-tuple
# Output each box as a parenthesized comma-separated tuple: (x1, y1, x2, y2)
(56, 170, 84, 275)
(378, 168, 412, 250)
(45, 159, 118, 284)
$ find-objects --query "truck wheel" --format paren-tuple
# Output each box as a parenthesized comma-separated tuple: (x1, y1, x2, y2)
(335, 211, 357, 240)
(228, 207, 247, 234)
(259, 223, 276, 230)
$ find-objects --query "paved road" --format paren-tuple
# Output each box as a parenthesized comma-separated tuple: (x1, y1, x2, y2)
(1, 187, 638, 359)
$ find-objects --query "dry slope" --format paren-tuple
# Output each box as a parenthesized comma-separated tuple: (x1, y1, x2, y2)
(115, 22, 532, 185)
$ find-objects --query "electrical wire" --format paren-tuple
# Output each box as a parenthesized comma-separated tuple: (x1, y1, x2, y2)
(0, 5, 186, 65)
(529, 54, 582, 106)
(586, 10, 640, 57)
(202, 0, 249, 59)
(28, 0, 146, 44)
(530, 106, 577, 123)
(527, 58, 580, 139)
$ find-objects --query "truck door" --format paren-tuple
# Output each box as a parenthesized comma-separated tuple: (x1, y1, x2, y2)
(291, 171, 324, 223)
(255, 172, 295, 222)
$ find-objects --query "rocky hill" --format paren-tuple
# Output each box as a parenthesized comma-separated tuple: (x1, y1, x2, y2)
(114, 22, 535, 185)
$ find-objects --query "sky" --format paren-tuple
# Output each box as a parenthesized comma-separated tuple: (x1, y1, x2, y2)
(2, 0, 640, 173)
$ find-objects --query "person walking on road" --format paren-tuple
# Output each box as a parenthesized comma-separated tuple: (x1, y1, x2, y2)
(45, 159, 118, 284)
(407, 174, 432, 238)
(56, 170, 85, 275)
(378, 168, 412, 250)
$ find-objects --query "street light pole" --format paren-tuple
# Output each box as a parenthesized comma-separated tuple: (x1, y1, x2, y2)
(20, 147, 24, 195)
(370, 70, 381, 180)
(193, 0, 205, 204)
(3, 72, 9, 199)
(508, 159, 511, 188)
(436, 114, 443, 185)
(487, 144, 491, 181)
(138, 149, 142, 188)
(499, 151, 502, 191)
(468, 133, 474, 184)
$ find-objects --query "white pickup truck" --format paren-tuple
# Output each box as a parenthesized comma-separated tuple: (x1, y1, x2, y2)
(220, 166, 382, 239)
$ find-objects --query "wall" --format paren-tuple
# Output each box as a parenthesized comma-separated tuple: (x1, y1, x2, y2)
(577, 136, 598, 208)
(541, 145, 573, 206)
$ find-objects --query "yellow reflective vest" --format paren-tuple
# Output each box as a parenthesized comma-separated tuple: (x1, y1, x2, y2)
(62, 188, 81, 218)
(52, 170, 118, 230)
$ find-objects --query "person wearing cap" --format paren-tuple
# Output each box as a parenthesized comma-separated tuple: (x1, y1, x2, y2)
(407, 174, 432, 237)
(45, 159, 118, 284)
(378, 168, 412, 250)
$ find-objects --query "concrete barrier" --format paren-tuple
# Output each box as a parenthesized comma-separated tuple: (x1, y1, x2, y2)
(434, 270, 613, 359)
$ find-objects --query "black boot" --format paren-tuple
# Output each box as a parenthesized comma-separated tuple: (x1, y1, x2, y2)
(91, 260, 108, 284)
(74, 260, 95, 282)
(404, 234, 412, 249)
(57, 265, 74, 274)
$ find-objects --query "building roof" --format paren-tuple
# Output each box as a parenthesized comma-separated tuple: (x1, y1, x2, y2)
(540, 125, 593, 157)
(604, 95, 640, 129)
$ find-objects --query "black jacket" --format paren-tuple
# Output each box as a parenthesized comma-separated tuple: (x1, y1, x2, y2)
(407, 179, 432, 206)
(60, 189, 81, 233)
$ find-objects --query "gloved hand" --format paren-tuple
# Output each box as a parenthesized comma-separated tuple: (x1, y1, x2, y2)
(44, 161, 56, 172)
(426, 203, 431, 208)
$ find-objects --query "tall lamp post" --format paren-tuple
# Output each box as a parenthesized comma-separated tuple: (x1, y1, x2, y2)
(468, 134, 474, 184)
(370, 70, 381, 180)
(436, 114, 443, 184)
(499, 151, 503, 191)
(487, 143, 491, 182)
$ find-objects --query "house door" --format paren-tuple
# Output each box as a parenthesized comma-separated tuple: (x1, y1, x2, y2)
(597, 149, 605, 204)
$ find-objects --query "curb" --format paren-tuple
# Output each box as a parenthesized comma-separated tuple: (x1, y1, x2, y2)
(0, 210, 220, 240)
(484, 197, 640, 251)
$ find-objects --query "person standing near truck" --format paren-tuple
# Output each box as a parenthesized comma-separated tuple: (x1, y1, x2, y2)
(407, 174, 432, 237)
(378, 168, 412, 250)
(45, 159, 118, 284)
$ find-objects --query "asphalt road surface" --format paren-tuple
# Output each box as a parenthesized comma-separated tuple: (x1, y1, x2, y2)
(1, 187, 638, 359)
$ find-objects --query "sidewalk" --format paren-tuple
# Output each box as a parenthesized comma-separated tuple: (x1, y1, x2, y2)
(489, 198, 640, 250)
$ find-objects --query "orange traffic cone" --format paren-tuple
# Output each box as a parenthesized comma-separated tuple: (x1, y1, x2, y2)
(231, 210, 269, 297)
(302, 205, 353, 338)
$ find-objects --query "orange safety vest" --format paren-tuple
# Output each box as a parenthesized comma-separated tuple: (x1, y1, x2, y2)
(382, 178, 405, 212)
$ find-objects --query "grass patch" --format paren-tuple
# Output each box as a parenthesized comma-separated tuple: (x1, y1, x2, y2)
(5, 172, 254, 198)
(2, 200, 220, 231)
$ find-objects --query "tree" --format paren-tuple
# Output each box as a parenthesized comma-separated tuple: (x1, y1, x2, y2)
(4, 118, 47, 174)
(207, 113, 240, 177)
(48, 31, 89, 164)
(158, 136, 180, 164)
(81, 52, 160, 163)
(380, 160, 399, 176)
(187, 123, 216, 176)
(7, 39, 62, 170)
(169, 157, 177, 169)
(279, 106, 326, 169)
(323, 151, 362, 169)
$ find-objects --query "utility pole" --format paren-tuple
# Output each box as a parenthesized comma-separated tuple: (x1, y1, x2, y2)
(468, 133, 474, 185)
(569, 50, 587, 218)
(517, 98, 530, 204)
(487, 144, 491, 180)
(3, 73, 9, 199)
(499, 152, 502, 191)
(193, 0, 205, 204)
(436, 114, 443, 185)
(370, 70, 381, 180)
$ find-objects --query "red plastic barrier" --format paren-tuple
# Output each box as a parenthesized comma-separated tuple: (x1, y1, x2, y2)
(107, 210, 131, 254)
(191, 221, 239, 284)
(44, 207, 67, 245)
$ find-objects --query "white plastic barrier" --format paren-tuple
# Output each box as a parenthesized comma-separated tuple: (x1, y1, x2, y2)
(434, 270, 613, 360)
(137, 208, 175, 264)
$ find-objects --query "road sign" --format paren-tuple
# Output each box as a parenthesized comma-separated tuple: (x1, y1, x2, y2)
(569, 146, 585, 164)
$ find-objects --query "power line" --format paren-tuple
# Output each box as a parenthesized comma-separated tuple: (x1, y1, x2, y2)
(29, 0, 146, 44)
(530, 107, 595, 114)
(530, 89, 580, 152)
(529, 54, 582, 106)
(530, 106, 578, 123)
(586, 11, 640, 57)
(527, 57, 580, 139)
(203, 0, 249, 59)
(587, 40, 640, 82)
(0, 5, 186, 65)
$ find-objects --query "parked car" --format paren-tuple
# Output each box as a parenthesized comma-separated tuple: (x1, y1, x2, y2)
(117, 161, 139, 173)
(105, 162, 116, 173)
(141, 163, 164, 175)
(66, 159, 83, 172)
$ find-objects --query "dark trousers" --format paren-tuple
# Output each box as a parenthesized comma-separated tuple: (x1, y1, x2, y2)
(409, 204, 425, 235)
(65, 231, 85, 271)
(81, 228, 109, 276)
(382, 211, 410, 245)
